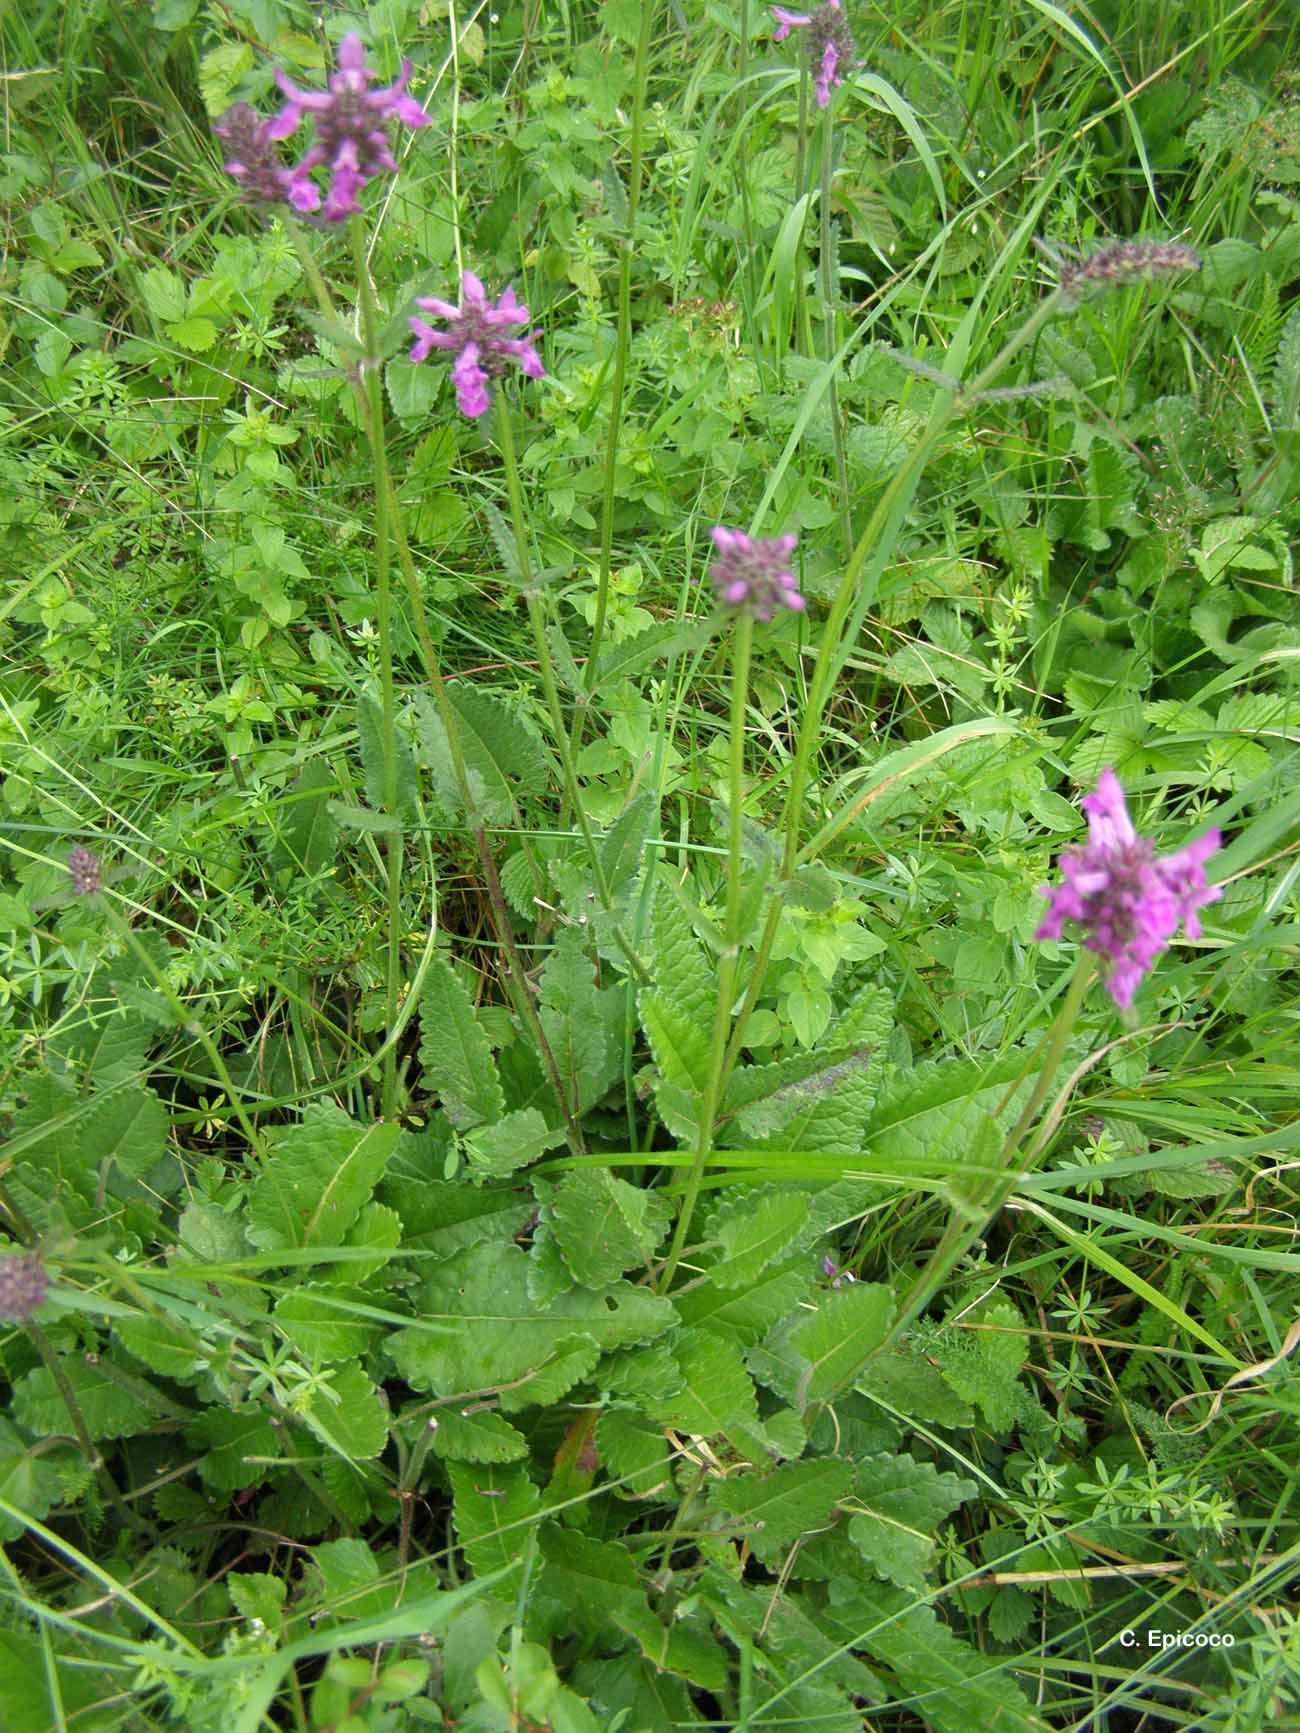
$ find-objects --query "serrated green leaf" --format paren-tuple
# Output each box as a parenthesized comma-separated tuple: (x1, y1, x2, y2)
(863, 1052, 1029, 1171)
(115, 1315, 206, 1380)
(271, 759, 338, 878)
(593, 619, 713, 686)
(412, 685, 549, 823)
(924, 1298, 1027, 1430)
(825, 1580, 1051, 1733)
(1273, 302, 1300, 426)
(547, 620, 583, 693)
(539, 927, 621, 1112)
(483, 500, 520, 578)
(738, 1047, 877, 1153)
(57, 1012, 149, 1089)
(783, 862, 840, 911)
(498, 1335, 601, 1412)
(229, 1572, 286, 1628)
(597, 1341, 684, 1404)
(79, 1084, 168, 1179)
(595, 1411, 672, 1499)
(855, 1348, 975, 1428)
(189, 1407, 279, 1489)
(167, 316, 218, 352)
(448, 1461, 541, 1574)
(418, 958, 505, 1129)
(639, 996, 709, 1119)
(324, 1200, 402, 1287)
(386, 1242, 673, 1401)
(704, 1570, 886, 1726)
(357, 689, 417, 820)
(300, 1363, 388, 1460)
(140, 264, 187, 324)
(540, 1525, 726, 1690)
(200, 39, 254, 111)
(309, 1536, 385, 1612)
(787, 1283, 895, 1406)
(326, 800, 400, 834)
(709, 1458, 853, 1563)
(463, 1108, 564, 1180)
(648, 1329, 761, 1448)
(247, 1104, 400, 1252)
(846, 1453, 976, 1588)
(178, 1199, 249, 1264)
(600, 790, 658, 895)
(273, 1285, 378, 1362)
(0, 1419, 67, 1542)
(710, 1192, 810, 1289)
(13, 1359, 161, 1442)
(385, 354, 440, 420)
(432, 1409, 530, 1464)
(550, 1169, 672, 1287)
(673, 1259, 812, 1342)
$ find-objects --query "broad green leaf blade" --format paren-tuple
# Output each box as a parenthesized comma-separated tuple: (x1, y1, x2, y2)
(247, 1104, 400, 1252)
(787, 1282, 895, 1406)
(448, 1460, 541, 1574)
(418, 958, 505, 1130)
(432, 1409, 530, 1464)
(464, 1107, 565, 1179)
(386, 1242, 673, 1399)
(846, 1453, 977, 1588)
(709, 1458, 853, 1564)
(539, 927, 622, 1112)
(709, 1192, 810, 1290)
(550, 1169, 672, 1287)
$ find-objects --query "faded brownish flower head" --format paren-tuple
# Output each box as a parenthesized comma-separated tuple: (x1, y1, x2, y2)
(68, 846, 102, 898)
(0, 1252, 48, 1321)
(1057, 241, 1201, 305)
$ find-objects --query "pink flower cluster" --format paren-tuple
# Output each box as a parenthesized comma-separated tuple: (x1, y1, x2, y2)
(409, 273, 545, 419)
(771, 1, 856, 107)
(216, 33, 429, 220)
(708, 528, 806, 623)
(1035, 769, 1221, 1010)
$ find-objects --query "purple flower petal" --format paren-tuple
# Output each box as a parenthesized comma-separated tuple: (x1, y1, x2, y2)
(1036, 771, 1221, 1009)
(408, 272, 547, 418)
(708, 527, 806, 622)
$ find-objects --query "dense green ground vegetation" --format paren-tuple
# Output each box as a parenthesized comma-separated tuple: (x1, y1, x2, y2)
(2, 0, 1299, 1727)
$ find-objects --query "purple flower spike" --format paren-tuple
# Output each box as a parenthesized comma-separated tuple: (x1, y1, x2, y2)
(770, 0, 855, 107)
(1035, 769, 1221, 1010)
(409, 272, 545, 418)
(708, 527, 806, 624)
(214, 104, 320, 212)
(269, 32, 430, 221)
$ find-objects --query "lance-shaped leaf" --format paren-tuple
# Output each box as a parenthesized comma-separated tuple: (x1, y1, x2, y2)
(846, 1452, 977, 1588)
(386, 1242, 673, 1400)
(539, 927, 621, 1112)
(708, 1457, 853, 1565)
(539, 1525, 726, 1690)
(418, 959, 505, 1130)
(248, 1104, 400, 1252)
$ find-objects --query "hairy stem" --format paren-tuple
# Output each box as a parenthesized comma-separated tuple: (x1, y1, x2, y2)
(818, 100, 854, 560)
(351, 217, 403, 1118)
(879, 952, 1094, 1350)
(287, 223, 583, 1149)
(574, 0, 657, 747)
(658, 614, 753, 1291)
